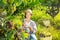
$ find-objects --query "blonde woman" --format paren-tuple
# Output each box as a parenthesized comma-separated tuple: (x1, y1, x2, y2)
(21, 9, 37, 40)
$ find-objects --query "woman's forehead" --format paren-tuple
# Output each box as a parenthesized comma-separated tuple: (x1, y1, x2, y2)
(26, 12, 31, 15)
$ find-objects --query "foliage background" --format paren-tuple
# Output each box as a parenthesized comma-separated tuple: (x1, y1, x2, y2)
(0, 0, 60, 40)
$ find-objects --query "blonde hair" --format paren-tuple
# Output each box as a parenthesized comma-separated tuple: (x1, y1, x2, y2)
(25, 9, 32, 18)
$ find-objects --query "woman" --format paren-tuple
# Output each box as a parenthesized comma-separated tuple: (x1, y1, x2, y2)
(21, 9, 37, 40)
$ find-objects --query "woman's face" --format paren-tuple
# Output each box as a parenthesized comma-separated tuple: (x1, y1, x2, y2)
(25, 12, 31, 19)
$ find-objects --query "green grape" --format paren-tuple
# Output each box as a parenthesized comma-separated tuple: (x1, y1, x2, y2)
(15, 2, 20, 7)
(51, 0, 54, 2)
(10, 9, 14, 14)
(9, 0, 14, 4)
(13, 5, 16, 11)
(2, 0, 7, 4)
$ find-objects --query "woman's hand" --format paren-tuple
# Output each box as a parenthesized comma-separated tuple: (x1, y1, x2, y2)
(20, 22, 25, 32)
(22, 22, 26, 28)
(29, 26, 34, 32)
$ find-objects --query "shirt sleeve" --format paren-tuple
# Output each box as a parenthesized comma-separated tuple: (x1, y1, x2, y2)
(30, 21, 37, 33)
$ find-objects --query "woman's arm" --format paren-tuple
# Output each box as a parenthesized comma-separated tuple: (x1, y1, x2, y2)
(29, 21, 37, 33)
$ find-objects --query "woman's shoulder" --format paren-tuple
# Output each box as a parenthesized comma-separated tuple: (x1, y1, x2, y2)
(30, 20, 35, 24)
(30, 20, 36, 26)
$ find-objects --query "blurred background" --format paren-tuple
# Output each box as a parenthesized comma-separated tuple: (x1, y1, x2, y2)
(0, 0, 60, 40)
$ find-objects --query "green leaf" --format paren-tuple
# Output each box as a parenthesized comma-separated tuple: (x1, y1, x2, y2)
(5, 29, 15, 40)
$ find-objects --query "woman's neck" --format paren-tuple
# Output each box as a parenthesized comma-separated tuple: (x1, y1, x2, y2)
(26, 18, 30, 22)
